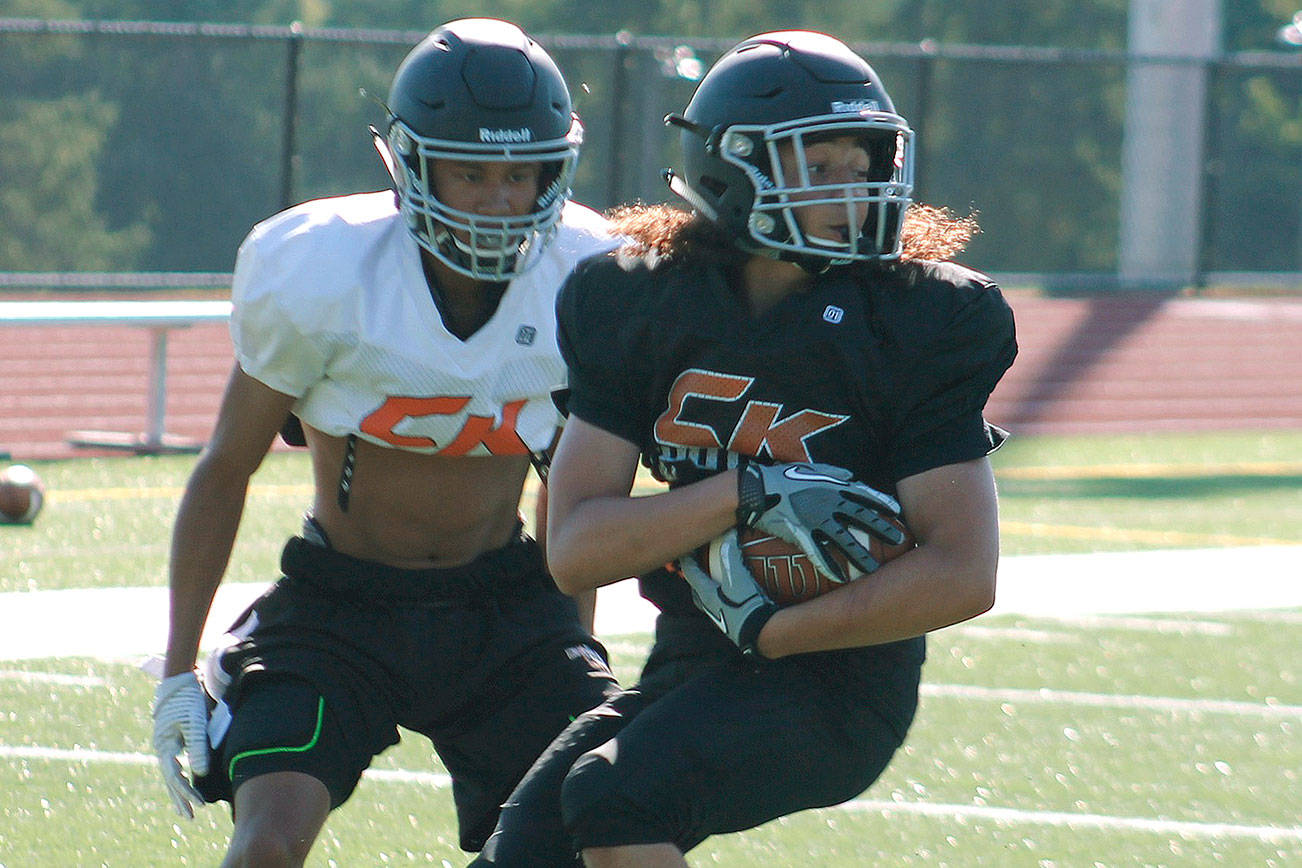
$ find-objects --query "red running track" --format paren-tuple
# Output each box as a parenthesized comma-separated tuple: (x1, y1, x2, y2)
(2, 291, 1301, 461)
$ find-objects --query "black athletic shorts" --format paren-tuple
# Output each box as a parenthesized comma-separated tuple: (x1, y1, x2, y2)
(193, 531, 619, 852)
(473, 612, 922, 864)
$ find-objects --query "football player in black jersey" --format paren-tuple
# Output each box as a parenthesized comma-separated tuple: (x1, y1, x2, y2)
(473, 30, 1017, 867)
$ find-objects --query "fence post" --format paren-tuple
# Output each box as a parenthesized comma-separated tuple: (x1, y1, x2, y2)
(912, 42, 936, 198)
(607, 30, 634, 208)
(1192, 59, 1221, 292)
(1118, 0, 1222, 288)
(280, 21, 304, 211)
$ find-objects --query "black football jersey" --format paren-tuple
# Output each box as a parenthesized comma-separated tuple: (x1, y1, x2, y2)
(557, 251, 1017, 615)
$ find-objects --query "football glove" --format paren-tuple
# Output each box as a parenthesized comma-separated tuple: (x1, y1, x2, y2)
(678, 530, 778, 657)
(151, 670, 210, 819)
(736, 461, 906, 584)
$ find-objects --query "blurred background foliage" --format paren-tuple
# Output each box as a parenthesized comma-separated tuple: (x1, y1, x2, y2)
(0, 0, 1298, 277)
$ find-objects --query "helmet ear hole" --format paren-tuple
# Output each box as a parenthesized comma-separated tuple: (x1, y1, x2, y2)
(863, 201, 903, 254)
(698, 175, 727, 198)
(866, 134, 899, 183)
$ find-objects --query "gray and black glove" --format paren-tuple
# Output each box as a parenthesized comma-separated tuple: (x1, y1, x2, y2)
(678, 530, 778, 657)
(736, 461, 906, 583)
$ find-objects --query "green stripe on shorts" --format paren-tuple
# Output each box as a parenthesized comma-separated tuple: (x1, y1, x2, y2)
(228, 695, 326, 781)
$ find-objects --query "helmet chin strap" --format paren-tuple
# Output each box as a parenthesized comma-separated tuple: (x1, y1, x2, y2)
(666, 169, 832, 273)
(370, 125, 401, 189)
(445, 227, 511, 260)
(431, 226, 516, 279)
(665, 170, 719, 222)
(786, 251, 838, 275)
(806, 203, 864, 253)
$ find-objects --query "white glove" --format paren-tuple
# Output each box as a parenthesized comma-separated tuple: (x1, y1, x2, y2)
(151, 670, 210, 818)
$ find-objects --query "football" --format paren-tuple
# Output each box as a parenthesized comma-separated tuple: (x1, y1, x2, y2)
(0, 464, 46, 525)
(702, 520, 915, 605)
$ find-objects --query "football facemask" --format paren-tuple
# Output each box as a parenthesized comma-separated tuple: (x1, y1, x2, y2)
(724, 114, 914, 264)
(389, 117, 581, 281)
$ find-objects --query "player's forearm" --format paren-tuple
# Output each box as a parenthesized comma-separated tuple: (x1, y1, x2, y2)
(536, 479, 602, 628)
(547, 471, 739, 594)
(757, 458, 1001, 658)
(572, 588, 597, 633)
(755, 537, 996, 658)
(163, 463, 250, 675)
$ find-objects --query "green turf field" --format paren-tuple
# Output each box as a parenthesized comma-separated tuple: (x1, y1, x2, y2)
(5, 429, 1301, 595)
(2, 430, 1300, 865)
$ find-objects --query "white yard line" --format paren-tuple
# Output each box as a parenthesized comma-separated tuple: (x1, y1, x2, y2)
(920, 683, 1302, 718)
(3, 745, 151, 765)
(9, 665, 1294, 720)
(1018, 614, 1235, 635)
(1245, 610, 1302, 625)
(4, 745, 1297, 844)
(986, 546, 1302, 618)
(840, 798, 1302, 844)
(1, 546, 1298, 662)
(0, 744, 457, 789)
(943, 625, 1080, 643)
(0, 669, 105, 687)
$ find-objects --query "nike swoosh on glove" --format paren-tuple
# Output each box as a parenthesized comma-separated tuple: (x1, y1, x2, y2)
(678, 530, 778, 657)
(152, 670, 210, 818)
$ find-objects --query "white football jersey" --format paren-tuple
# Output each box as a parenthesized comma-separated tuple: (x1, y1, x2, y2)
(230, 191, 617, 455)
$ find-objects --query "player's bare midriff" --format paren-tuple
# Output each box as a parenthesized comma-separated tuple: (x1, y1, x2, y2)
(305, 428, 534, 569)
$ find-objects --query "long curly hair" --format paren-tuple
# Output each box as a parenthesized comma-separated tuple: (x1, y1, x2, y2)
(605, 201, 979, 267)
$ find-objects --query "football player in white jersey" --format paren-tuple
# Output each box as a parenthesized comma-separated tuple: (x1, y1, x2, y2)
(150, 19, 620, 865)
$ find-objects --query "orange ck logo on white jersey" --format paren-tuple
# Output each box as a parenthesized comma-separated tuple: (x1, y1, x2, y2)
(652, 369, 848, 463)
(360, 396, 530, 455)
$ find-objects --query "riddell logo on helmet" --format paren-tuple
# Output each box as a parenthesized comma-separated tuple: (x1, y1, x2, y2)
(830, 99, 881, 113)
(480, 127, 534, 143)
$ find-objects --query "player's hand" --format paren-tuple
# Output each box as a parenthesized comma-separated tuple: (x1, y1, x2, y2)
(736, 461, 906, 583)
(678, 531, 778, 657)
(151, 670, 210, 818)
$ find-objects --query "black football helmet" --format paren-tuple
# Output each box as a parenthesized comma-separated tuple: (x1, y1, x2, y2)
(385, 19, 581, 280)
(666, 31, 914, 267)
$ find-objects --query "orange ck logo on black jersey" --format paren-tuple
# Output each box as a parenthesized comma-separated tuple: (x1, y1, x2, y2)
(653, 369, 848, 463)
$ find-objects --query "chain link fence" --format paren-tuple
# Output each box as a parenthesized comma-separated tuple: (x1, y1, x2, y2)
(1, 18, 1300, 291)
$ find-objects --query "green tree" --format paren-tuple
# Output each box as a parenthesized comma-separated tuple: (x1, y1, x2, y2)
(3, 0, 1296, 274)
(0, 95, 150, 269)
